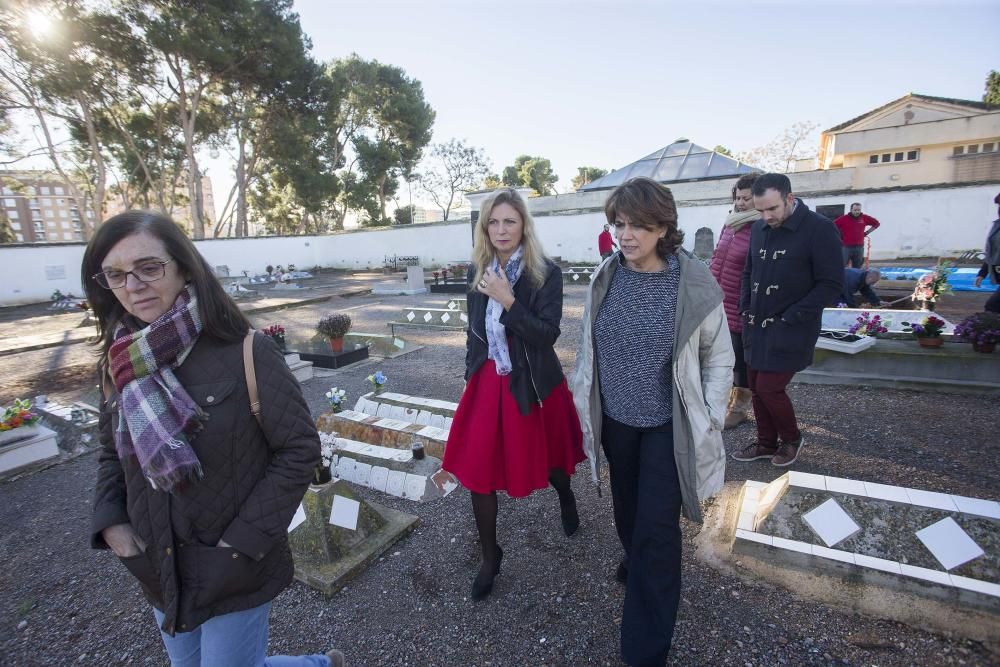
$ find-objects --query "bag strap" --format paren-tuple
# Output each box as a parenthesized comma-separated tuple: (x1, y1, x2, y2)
(243, 330, 262, 427)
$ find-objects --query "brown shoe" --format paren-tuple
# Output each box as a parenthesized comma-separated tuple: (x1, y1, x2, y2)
(326, 648, 346, 667)
(772, 437, 804, 467)
(731, 442, 778, 461)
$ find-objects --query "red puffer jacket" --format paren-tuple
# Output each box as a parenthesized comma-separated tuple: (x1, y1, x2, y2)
(709, 224, 751, 333)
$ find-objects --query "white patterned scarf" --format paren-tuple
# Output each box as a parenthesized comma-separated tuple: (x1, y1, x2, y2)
(486, 245, 524, 375)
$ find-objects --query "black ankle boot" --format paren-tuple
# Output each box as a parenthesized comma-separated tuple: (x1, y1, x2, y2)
(560, 492, 579, 537)
(471, 545, 503, 601)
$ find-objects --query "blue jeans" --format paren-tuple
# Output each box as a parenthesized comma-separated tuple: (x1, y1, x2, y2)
(154, 602, 330, 667)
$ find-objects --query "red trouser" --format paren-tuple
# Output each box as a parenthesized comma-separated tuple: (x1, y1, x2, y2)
(746, 367, 800, 446)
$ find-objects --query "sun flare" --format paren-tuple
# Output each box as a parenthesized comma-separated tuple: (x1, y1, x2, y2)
(25, 9, 55, 40)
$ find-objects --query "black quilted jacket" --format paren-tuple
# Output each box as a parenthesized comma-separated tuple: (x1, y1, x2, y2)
(91, 332, 320, 635)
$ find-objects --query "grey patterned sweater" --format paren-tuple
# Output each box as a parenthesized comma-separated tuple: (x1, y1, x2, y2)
(593, 254, 680, 428)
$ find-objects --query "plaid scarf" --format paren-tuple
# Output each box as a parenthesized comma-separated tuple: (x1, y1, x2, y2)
(109, 284, 205, 492)
(486, 245, 524, 375)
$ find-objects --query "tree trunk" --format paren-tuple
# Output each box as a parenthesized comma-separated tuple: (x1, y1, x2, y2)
(236, 128, 247, 238)
(76, 93, 106, 228)
(169, 56, 205, 238)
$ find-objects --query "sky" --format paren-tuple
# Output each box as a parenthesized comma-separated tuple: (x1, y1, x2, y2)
(281, 0, 999, 202)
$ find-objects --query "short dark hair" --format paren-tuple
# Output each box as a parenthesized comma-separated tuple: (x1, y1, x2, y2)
(850, 202, 862, 208)
(82, 210, 251, 361)
(751, 173, 792, 198)
(604, 177, 685, 257)
(731, 174, 758, 200)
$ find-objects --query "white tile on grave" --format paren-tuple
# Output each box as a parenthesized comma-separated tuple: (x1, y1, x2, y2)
(906, 488, 958, 512)
(385, 470, 406, 497)
(376, 403, 393, 417)
(403, 407, 419, 422)
(428, 413, 447, 429)
(408, 397, 431, 406)
(423, 312, 433, 322)
(949, 574, 1000, 598)
(352, 462, 373, 487)
(735, 529, 772, 546)
(745, 480, 768, 489)
(417, 425, 448, 440)
(950, 495, 1000, 519)
(392, 449, 414, 462)
(743, 484, 761, 501)
(915, 517, 985, 570)
(415, 410, 433, 425)
(900, 563, 951, 586)
(369, 466, 390, 493)
(329, 495, 361, 530)
(335, 457, 355, 481)
(460, 313, 468, 323)
(380, 392, 406, 401)
(402, 473, 427, 500)
(787, 471, 826, 491)
(338, 410, 368, 422)
(741, 495, 760, 516)
(441, 312, 451, 323)
(811, 545, 856, 565)
(737, 512, 756, 531)
(406, 311, 416, 322)
(854, 553, 902, 575)
(337, 438, 365, 453)
(443, 417, 453, 429)
(863, 481, 910, 503)
(824, 476, 867, 497)
(802, 498, 861, 547)
(388, 405, 407, 420)
(771, 536, 812, 555)
(374, 418, 410, 431)
(287, 503, 307, 533)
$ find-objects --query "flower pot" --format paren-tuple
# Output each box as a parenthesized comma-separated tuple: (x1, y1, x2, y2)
(329, 337, 344, 354)
(313, 465, 332, 485)
(917, 336, 943, 348)
(972, 341, 996, 353)
(373, 385, 386, 395)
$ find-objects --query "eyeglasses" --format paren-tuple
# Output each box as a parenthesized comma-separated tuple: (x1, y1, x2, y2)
(92, 259, 174, 289)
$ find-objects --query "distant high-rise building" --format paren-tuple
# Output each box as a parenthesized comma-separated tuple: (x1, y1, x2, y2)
(0, 171, 95, 244)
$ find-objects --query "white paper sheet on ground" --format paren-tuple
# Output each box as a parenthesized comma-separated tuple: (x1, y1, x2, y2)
(329, 495, 360, 530)
(287, 504, 307, 533)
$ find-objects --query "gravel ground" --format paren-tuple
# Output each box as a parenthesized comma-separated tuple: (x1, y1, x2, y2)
(1, 284, 998, 666)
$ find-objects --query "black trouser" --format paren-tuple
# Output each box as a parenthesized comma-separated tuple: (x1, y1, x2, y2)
(601, 415, 682, 667)
(730, 330, 748, 388)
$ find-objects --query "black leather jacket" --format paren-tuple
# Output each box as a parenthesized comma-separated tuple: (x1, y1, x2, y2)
(465, 258, 565, 415)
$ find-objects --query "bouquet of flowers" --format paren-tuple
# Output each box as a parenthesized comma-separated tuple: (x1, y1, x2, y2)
(325, 387, 347, 412)
(315, 431, 338, 484)
(904, 315, 946, 339)
(848, 311, 888, 338)
(366, 370, 387, 391)
(261, 323, 285, 349)
(953, 312, 1000, 348)
(911, 263, 953, 305)
(0, 399, 41, 432)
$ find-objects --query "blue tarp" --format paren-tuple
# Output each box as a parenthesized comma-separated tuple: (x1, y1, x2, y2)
(877, 266, 994, 292)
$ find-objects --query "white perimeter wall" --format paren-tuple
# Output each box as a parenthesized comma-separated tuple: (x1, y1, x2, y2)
(0, 183, 995, 306)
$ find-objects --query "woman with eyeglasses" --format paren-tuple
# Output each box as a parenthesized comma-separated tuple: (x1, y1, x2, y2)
(84, 211, 345, 666)
(442, 188, 585, 601)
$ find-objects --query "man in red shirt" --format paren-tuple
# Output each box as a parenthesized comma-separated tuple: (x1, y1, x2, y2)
(833, 202, 880, 268)
(598, 223, 617, 260)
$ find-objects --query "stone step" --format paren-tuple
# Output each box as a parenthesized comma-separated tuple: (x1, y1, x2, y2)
(284, 353, 314, 382)
(354, 391, 456, 424)
(318, 410, 449, 459)
(395, 307, 468, 329)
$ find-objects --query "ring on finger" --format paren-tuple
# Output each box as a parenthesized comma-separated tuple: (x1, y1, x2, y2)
(479, 279, 488, 288)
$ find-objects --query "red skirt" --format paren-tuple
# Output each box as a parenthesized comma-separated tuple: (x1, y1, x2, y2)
(443, 359, 585, 498)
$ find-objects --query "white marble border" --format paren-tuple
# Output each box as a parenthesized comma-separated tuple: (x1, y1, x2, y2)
(734, 477, 999, 598)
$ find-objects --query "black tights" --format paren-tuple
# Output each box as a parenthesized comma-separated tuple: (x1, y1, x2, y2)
(470, 468, 574, 574)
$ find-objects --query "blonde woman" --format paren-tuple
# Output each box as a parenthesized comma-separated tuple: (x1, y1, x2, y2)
(442, 188, 585, 600)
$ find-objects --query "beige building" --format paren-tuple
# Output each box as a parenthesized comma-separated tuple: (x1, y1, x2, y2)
(812, 93, 1000, 188)
(0, 171, 95, 244)
(104, 174, 216, 236)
